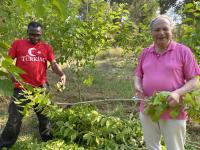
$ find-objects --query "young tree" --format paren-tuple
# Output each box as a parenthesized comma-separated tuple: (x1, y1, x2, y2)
(178, 1, 200, 63)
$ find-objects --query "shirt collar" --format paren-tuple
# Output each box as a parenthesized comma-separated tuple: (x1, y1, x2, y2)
(149, 40, 177, 54)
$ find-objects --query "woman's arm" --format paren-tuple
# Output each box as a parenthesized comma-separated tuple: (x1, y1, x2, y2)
(168, 76, 199, 107)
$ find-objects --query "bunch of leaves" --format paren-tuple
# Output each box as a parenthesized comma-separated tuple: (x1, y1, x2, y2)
(44, 104, 144, 149)
(14, 87, 52, 117)
(0, 41, 25, 96)
(54, 81, 66, 92)
(183, 88, 200, 123)
(144, 91, 170, 122)
(144, 88, 200, 123)
(12, 139, 86, 150)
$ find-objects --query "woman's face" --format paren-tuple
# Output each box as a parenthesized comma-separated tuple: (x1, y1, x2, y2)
(151, 18, 173, 46)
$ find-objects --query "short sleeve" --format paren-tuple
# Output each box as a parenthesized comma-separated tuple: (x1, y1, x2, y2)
(47, 45, 55, 62)
(134, 48, 147, 78)
(182, 46, 200, 80)
(8, 41, 18, 59)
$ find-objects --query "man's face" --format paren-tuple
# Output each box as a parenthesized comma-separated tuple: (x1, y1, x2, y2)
(28, 26, 42, 44)
(151, 18, 172, 46)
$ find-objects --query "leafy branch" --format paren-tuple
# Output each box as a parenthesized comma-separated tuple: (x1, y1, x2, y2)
(144, 87, 200, 122)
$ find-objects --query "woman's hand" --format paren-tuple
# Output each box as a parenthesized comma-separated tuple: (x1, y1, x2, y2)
(167, 92, 180, 107)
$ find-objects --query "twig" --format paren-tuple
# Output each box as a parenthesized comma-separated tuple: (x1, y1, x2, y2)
(56, 97, 149, 106)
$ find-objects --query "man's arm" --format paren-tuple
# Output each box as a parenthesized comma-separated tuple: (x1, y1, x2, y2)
(168, 76, 199, 107)
(50, 60, 66, 86)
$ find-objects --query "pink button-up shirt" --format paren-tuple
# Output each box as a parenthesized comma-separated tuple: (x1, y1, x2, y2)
(134, 41, 200, 120)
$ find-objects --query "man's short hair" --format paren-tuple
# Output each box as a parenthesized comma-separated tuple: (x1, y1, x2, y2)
(28, 21, 43, 29)
(150, 15, 174, 30)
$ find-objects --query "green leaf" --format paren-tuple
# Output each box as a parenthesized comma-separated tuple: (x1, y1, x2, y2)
(185, 3, 194, 10)
(0, 79, 13, 96)
(16, 0, 31, 13)
(51, 0, 68, 19)
(151, 113, 160, 122)
(0, 41, 10, 50)
(184, 93, 193, 105)
(1, 59, 25, 74)
(152, 96, 162, 105)
(0, 71, 9, 78)
(70, 131, 78, 141)
(83, 74, 94, 87)
(183, 18, 193, 23)
(169, 106, 181, 119)
(64, 128, 70, 138)
(35, 0, 47, 17)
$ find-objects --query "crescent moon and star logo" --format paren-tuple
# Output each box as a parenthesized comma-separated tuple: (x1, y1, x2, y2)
(21, 48, 44, 62)
(28, 48, 41, 56)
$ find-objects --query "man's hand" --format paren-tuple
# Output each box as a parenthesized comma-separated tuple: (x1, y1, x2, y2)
(56, 74, 66, 92)
(51, 61, 67, 91)
(167, 92, 180, 107)
(51, 61, 66, 85)
(60, 74, 66, 86)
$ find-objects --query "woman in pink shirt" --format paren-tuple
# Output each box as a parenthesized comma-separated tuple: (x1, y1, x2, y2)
(134, 15, 200, 150)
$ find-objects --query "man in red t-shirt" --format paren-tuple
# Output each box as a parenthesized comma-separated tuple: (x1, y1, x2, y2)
(0, 21, 66, 149)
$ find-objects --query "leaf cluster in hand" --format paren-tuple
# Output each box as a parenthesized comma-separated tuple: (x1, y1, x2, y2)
(144, 91, 170, 122)
(144, 89, 200, 123)
(55, 81, 66, 92)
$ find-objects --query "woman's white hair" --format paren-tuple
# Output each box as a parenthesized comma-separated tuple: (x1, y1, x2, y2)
(150, 15, 174, 30)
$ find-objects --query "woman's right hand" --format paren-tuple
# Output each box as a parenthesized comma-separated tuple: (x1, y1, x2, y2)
(135, 88, 146, 109)
(135, 87, 145, 99)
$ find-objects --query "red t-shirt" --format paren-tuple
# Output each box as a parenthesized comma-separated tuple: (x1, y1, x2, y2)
(8, 39, 55, 88)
